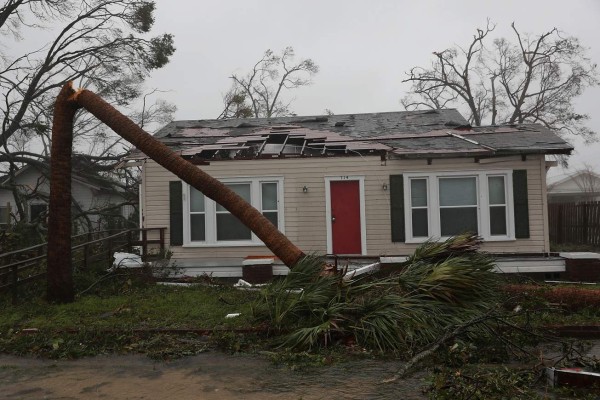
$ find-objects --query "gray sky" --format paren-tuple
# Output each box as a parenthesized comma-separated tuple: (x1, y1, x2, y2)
(146, 0, 600, 177)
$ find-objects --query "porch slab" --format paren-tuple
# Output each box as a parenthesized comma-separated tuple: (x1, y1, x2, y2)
(493, 256, 565, 274)
(559, 252, 600, 260)
(168, 255, 567, 278)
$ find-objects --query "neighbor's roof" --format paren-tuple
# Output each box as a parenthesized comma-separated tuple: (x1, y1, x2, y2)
(0, 157, 127, 196)
(548, 170, 600, 188)
(547, 170, 600, 195)
(141, 110, 572, 161)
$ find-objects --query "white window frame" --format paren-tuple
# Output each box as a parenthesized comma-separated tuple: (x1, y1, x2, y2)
(182, 176, 284, 247)
(404, 170, 515, 243)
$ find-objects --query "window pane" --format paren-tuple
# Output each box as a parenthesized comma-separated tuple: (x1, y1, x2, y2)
(216, 184, 250, 212)
(190, 188, 205, 212)
(217, 214, 252, 240)
(411, 179, 427, 207)
(263, 211, 278, 228)
(30, 204, 47, 221)
(261, 182, 278, 210)
(412, 209, 428, 237)
(190, 214, 206, 241)
(439, 177, 477, 206)
(490, 206, 507, 235)
(0, 207, 8, 224)
(488, 176, 506, 205)
(440, 207, 478, 235)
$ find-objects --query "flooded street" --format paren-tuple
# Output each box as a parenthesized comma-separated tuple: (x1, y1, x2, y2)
(0, 353, 427, 399)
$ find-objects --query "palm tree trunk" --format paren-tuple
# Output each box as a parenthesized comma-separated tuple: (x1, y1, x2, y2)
(70, 85, 305, 268)
(47, 82, 80, 303)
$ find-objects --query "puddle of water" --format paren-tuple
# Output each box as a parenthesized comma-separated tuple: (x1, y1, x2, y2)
(0, 353, 427, 399)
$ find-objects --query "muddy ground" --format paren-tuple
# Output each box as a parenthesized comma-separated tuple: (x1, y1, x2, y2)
(0, 353, 427, 399)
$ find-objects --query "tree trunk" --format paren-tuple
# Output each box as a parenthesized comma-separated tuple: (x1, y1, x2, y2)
(70, 85, 304, 268)
(47, 82, 80, 303)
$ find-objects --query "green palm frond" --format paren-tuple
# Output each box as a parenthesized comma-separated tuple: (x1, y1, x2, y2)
(407, 233, 482, 263)
(254, 236, 500, 352)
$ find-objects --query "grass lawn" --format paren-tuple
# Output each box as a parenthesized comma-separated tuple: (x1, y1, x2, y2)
(0, 282, 263, 359)
(1, 273, 599, 398)
(1, 284, 260, 331)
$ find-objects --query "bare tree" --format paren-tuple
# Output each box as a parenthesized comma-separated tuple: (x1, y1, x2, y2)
(0, 1, 175, 224)
(571, 164, 600, 202)
(218, 47, 319, 119)
(402, 21, 598, 140)
(0, 1, 72, 37)
(1, 1, 175, 148)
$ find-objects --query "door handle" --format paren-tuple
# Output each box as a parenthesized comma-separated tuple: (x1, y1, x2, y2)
(332, 216, 336, 223)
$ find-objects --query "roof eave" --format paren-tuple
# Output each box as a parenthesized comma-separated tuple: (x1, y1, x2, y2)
(388, 147, 573, 160)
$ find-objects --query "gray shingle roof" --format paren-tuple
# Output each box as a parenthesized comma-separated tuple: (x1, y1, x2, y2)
(144, 110, 572, 160)
(155, 109, 470, 139)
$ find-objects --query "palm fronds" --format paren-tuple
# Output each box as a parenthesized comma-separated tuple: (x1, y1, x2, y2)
(407, 233, 482, 263)
(255, 254, 345, 332)
(253, 236, 500, 353)
(398, 254, 497, 308)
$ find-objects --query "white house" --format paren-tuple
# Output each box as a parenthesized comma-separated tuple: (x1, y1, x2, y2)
(547, 170, 600, 204)
(0, 161, 136, 231)
(133, 110, 572, 275)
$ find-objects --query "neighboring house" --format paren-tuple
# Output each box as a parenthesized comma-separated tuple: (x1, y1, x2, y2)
(0, 161, 136, 231)
(135, 110, 572, 274)
(547, 171, 600, 203)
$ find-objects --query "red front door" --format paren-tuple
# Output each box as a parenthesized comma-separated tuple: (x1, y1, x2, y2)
(330, 180, 362, 254)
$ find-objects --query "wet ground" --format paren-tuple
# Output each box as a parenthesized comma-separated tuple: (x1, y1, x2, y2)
(0, 353, 427, 399)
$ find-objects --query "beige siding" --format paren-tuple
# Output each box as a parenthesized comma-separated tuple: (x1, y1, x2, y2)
(142, 154, 550, 261)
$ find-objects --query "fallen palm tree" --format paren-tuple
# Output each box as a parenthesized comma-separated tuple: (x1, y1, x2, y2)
(48, 83, 304, 303)
(254, 234, 499, 353)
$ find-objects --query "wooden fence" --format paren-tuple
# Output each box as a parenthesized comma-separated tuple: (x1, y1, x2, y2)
(0, 227, 165, 304)
(548, 202, 600, 247)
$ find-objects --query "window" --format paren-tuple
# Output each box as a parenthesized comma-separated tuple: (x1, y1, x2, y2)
(216, 183, 252, 241)
(409, 178, 429, 238)
(29, 203, 47, 222)
(488, 176, 508, 236)
(184, 177, 283, 246)
(0, 206, 9, 226)
(261, 182, 279, 227)
(439, 177, 478, 236)
(189, 185, 206, 241)
(405, 171, 513, 242)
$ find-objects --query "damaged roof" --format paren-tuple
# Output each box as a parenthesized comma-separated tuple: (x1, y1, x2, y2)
(143, 109, 572, 161)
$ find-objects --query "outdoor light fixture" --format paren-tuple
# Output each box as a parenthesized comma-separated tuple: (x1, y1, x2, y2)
(302, 186, 308, 193)
(382, 183, 388, 191)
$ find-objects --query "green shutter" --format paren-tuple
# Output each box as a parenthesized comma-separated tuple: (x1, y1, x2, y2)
(390, 175, 405, 242)
(512, 170, 529, 239)
(169, 181, 184, 246)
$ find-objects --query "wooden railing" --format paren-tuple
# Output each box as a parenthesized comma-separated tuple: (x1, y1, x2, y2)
(0, 227, 166, 304)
